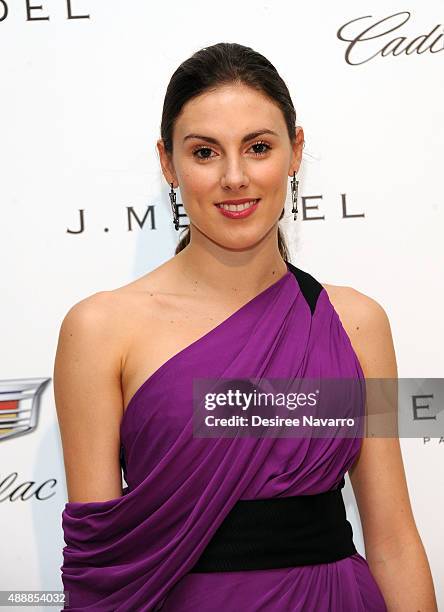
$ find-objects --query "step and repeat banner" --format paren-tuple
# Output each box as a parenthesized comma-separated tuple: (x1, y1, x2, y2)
(1, 1, 442, 608)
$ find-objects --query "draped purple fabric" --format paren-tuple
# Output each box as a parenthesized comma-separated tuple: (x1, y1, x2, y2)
(60, 264, 387, 611)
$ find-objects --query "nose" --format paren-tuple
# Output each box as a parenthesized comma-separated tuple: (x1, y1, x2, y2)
(220, 157, 250, 191)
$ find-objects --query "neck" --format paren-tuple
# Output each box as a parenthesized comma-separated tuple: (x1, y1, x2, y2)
(174, 241, 288, 300)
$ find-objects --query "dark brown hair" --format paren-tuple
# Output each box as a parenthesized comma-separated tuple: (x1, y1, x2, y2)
(160, 42, 298, 261)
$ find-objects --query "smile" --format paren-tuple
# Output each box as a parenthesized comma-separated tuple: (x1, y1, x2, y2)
(215, 199, 261, 219)
(216, 199, 259, 211)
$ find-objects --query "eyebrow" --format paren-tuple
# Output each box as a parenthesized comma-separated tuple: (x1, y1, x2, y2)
(183, 129, 279, 145)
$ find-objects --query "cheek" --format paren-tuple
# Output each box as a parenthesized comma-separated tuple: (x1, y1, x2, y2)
(252, 158, 288, 189)
(257, 171, 288, 203)
(179, 162, 215, 196)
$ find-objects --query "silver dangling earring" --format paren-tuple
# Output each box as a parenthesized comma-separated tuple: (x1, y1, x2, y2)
(169, 182, 180, 230)
(290, 171, 299, 221)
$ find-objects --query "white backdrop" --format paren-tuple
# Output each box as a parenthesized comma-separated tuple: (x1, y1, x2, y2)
(1, 1, 443, 609)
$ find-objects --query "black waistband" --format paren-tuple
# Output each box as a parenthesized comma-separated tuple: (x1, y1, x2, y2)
(189, 476, 356, 572)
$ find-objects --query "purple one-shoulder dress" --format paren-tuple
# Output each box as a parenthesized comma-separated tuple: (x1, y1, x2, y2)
(61, 262, 387, 611)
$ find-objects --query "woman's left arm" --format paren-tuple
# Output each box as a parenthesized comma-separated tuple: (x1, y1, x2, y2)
(337, 287, 438, 611)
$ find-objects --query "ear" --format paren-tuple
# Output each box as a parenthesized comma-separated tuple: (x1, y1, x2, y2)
(156, 139, 178, 187)
(288, 125, 305, 176)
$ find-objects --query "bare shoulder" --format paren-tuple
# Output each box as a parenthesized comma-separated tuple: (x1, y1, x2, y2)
(54, 262, 194, 504)
(320, 281, 388, 331)
(54, 291, 132, 503)
(62, 289, 127, 328)
(320, 282, 397, 378)
(61, 261, 171, 338)
(59, 289, 136, 360)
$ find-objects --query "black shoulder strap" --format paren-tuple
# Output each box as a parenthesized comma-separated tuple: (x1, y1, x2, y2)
(286, 261, 324, 316)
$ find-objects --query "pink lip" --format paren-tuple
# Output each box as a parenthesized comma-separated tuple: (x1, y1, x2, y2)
(216, 198, 260, 219)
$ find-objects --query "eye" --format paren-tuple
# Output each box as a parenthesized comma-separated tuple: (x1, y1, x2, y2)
(191, 140, 271, 161)
(250, 140, 272, 156)
(192, 147, 212, 160)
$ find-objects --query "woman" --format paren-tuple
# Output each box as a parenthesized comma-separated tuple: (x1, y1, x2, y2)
(54, 42, 437, 611)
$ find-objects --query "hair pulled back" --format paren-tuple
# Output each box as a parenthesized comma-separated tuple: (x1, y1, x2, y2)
(160, 42, 298, 261)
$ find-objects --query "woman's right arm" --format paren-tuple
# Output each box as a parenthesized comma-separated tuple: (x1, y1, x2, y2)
(53, 292, 126, 504)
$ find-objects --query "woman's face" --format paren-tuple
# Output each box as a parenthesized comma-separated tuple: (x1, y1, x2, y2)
(157, 82, 304, 250)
